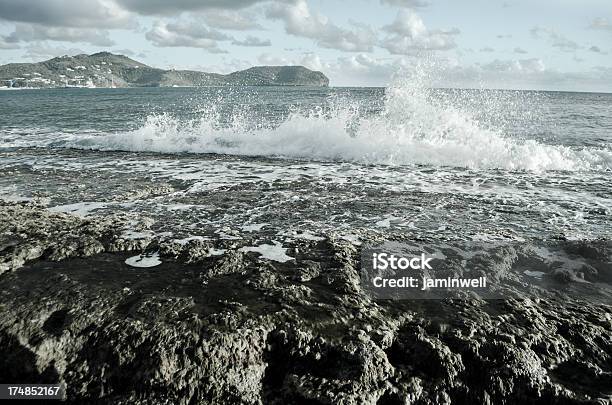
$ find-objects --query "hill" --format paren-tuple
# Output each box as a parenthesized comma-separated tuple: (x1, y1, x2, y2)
(0, 52, 330, 88)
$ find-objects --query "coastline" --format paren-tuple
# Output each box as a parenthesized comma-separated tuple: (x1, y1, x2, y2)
(1, 200, 610, 403)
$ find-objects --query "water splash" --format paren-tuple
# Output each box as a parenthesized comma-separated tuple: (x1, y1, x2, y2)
(3, 65, 612, 171)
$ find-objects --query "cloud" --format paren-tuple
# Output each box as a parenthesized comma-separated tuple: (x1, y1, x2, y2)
(590, 17, 612, 32)
(201, 10, 263, 30)
(476, 61, 612, 92)
(513, 47, 527, 54)
(298, 52, 330, 72)
(232, 35, 271, 46)
(171, 57, 254, 74)
(145, 20, 231, 52)
(0, 0, 133, 29)
(252, 51, 394, 86)
(482, 58, 546, 74)
(380, 0, 430, 8)
(0, 37, 19, 49)
(113, 48, 135, 56)
(593, 66, 612, 77)
(254, 51, 398, 86)
(0, 0, 132, 49)
(417, 57, 612, 92)
(334, 53, 398, 85)
(530, 27, 581, 52)
(159, 48, 612, 91)
(257, 53, 289, 65)
(480, 47, 495, 53)
(112, 48, 148, 59)
(381, 10, 459, 54)
(3, 24, 114, 46)
(316, 53, 612, 91)
(588, 45, 608, 55)
(266, 0, 377, 52)
(116, 0, 268, 15)
(22, 43, 86, 60)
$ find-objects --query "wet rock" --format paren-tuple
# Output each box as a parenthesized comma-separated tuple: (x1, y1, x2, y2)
(293, 260, 321, 282)
(0, 203, 610, 404)
(0, 201, 152, 274)
(207, 251, 247, 277)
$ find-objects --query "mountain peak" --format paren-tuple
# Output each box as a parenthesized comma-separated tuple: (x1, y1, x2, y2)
(90, 51, 114, 57)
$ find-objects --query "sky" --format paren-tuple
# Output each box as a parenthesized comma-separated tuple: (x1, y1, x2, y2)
(0, 0, 611, 91)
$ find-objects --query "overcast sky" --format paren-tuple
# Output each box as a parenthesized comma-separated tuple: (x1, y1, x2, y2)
(0, 0, 611, 91)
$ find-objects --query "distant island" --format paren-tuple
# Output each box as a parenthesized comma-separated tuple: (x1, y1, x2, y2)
(0, 52, 329, 89)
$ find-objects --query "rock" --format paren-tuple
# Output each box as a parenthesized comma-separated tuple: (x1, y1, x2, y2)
(0, 202, 611, 403)
(0, 201, 152, 274)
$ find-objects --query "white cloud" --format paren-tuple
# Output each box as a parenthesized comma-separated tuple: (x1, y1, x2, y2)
(381, 10, 459, 54)
(232, 35, 271, 47)
(253, 52, 330, 72)
(253, 51, 397, 86)
(333, 54, 398, 86)
(257, 53, 290, 65)
(482, 58, 546, 74)
(301, 54, 611, 91)
(514, 47, 527, 54)
(384, 10, 427, 37)
(4, 24, 114, 46)
(351, 56, 612, 91)
(590, 18, 612, 32)
(145, 20, 232, 52)
(298, 52, 325, 71)
(480, 47, 495, 53)
(201, 10, 263, 31)
(22, 44, 87, 60)
(266, 0, 377, 52)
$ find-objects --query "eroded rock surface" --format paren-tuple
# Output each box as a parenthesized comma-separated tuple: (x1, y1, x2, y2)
(0, 201, 152, 274)
(0, 202, 610, 404)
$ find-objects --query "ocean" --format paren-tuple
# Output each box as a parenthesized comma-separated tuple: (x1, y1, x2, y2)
(2, 77, 612, 404)
(1, 81, 610, 245)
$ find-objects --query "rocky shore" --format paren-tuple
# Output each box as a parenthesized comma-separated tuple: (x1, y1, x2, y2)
(0, 201, 611, 404)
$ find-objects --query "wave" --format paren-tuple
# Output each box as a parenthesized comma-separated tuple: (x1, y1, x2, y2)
(3, 72, 612, 172)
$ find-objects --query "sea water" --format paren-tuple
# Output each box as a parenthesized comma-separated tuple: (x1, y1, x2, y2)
(0, 73, 610, 243)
